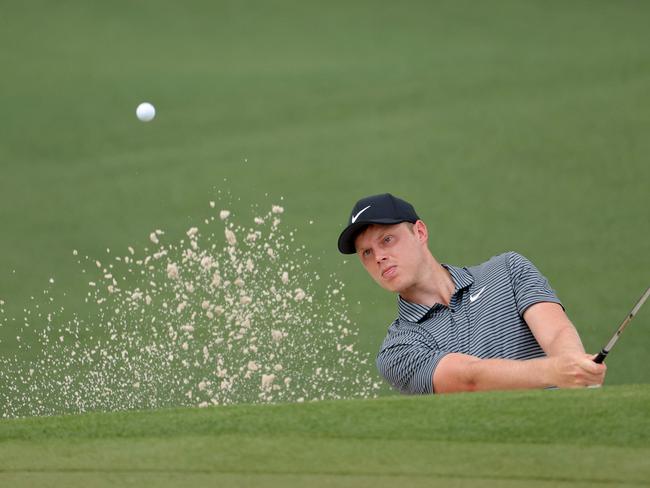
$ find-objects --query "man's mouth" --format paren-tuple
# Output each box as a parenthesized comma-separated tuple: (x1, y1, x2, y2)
(381, 265, 397, 279)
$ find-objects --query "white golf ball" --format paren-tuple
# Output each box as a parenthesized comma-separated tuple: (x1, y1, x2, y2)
(136, 102, 156, 122)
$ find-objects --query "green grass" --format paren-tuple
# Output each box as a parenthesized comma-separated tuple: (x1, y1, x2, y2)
(1, 0, 649, 386)
(1, 2, 650, 484)
(1, 385, 649, 487)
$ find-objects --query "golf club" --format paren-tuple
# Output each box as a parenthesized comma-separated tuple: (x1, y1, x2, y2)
(594, 287, 650, 364)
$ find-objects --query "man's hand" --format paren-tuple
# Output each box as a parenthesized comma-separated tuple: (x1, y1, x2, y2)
(546, 353, 607, 388)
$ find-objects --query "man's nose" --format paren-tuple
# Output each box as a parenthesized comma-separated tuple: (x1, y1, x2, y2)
(375, 251, 388, 264)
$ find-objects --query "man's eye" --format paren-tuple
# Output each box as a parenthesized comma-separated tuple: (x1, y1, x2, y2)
(363, 249, 372, 257)
(384, 235, 393, 243)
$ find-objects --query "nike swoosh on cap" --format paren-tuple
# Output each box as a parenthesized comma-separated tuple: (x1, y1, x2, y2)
(351, 205, 371, 223)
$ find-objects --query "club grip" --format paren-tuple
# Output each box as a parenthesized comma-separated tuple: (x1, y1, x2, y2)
(593, 351, 607, 364)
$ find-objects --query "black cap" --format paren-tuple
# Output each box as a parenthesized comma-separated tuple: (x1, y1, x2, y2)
(337, 193, 420, 254)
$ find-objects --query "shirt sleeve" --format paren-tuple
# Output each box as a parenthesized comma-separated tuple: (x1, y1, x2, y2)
(506, 252, 563, 316)
(376, 327, 449, 395)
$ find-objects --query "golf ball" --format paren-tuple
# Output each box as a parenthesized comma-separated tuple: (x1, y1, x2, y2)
(136, 102, 156, 122)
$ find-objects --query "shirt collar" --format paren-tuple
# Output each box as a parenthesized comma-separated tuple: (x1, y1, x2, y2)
(397, 264, 474, 323)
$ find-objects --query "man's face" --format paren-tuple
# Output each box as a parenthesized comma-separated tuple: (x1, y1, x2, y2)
(354, 221, 428, 294)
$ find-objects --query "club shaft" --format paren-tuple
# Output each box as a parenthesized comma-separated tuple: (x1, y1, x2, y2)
(594, 287, 650, 364)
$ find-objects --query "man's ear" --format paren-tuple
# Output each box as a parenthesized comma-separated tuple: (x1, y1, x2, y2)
(414, 220, 428, 243)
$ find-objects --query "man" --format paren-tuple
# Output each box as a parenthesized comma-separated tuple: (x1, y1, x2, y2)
(337, 193, 606, 394)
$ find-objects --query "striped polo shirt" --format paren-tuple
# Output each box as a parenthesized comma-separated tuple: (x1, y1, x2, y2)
(376, 251, 562, 394)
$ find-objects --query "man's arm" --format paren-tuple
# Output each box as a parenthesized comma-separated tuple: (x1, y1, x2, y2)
(433, 302, 606, 394)
(523, 302, 585, 356)
(433, 351, 605, 393)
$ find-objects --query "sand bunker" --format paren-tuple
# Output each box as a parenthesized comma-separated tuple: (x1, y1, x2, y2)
(0, 197, 379, 417)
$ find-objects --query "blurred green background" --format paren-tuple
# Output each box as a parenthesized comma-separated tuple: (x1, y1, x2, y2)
(1, 0, 648, 387)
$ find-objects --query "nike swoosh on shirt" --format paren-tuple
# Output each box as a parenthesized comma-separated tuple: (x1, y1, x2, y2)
(470, 287, 485, 302)
(351, 205, 371, 223)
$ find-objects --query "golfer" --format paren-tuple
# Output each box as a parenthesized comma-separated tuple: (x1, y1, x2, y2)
(338, 193, 607, 394)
